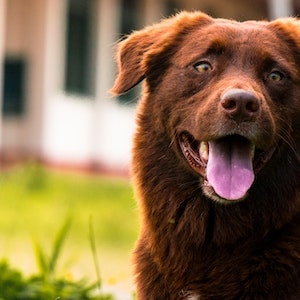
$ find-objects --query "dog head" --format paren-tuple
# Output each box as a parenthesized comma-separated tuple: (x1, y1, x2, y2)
(111, 12, 300, 204)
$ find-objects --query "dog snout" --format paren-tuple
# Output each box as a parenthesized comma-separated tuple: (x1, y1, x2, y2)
(220, 89, 260, 121)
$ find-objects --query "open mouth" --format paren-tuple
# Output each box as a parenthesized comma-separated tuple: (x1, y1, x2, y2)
(179, 132, 276, 201)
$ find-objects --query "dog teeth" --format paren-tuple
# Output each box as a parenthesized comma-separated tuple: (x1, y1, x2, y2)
(200, 142, 209, 161)
(199, 141, 255, 162)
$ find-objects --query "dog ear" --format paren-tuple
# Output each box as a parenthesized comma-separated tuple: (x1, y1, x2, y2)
(110, 11, 212, 95)
(110, 24, 170, 95)
(268, 18, 300, 50)
(268, 18, 300, 161)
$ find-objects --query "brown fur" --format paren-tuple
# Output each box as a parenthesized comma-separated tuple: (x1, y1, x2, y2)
(111, 11, 300, 299)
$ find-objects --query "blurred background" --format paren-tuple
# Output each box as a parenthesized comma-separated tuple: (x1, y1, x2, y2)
(0, 0, 298, 299)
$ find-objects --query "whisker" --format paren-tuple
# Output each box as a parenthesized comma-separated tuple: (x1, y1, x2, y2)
(169, 131, 178, 148)
(274, 114, 298, 156)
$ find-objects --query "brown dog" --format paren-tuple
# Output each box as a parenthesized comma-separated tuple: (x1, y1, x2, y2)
(111, 11, 300, 299)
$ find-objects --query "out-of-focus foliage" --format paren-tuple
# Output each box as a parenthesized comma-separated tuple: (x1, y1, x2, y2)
(0, 163, 138, 299)
(0, 260, 114, 299)
(0, 214, 114, 299)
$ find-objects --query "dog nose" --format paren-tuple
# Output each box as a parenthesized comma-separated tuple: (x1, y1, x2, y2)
(221, 89, 260, 121)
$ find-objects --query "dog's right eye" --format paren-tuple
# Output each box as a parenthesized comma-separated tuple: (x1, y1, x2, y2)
(194, 62, 212, 73)
(267, 71, 284, 82)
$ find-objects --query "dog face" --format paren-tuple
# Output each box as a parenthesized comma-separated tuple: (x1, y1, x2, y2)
(160, 20, 300, 202)
(112, 12, 300, 204)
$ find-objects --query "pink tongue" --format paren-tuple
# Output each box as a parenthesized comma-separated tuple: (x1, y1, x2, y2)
(206, 137, 254, 200)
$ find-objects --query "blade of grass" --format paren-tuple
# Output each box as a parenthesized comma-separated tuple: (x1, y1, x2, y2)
(89, 216, 102, 296)
(48, 216, 72, 278)
(33, 240, 49, 278)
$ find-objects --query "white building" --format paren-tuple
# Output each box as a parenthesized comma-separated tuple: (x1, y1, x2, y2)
(0, 0, 294, 174)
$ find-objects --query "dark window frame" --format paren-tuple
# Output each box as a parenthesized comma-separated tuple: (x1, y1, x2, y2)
(117, 0, 142, 104)
(2, 57, 26, 116)
(64, 0, 95, 96)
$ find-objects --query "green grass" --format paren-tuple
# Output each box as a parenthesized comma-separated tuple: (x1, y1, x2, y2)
(0, 163, 138, 294)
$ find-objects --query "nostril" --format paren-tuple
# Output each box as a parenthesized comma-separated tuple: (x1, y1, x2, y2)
(246, 99, 259, 113)
(221, 88, 260, 120)
(222, 99, 237, 110)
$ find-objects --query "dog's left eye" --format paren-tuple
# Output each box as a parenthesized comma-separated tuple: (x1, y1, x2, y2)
(268, 71, 284, 82)
(194, 62, 212, 73)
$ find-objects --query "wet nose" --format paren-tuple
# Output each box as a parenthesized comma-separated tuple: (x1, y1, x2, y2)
(220, 89, 260, 121)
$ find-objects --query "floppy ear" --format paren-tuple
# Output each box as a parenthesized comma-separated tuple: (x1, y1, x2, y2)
(268, 18, 300, 49)
(110, 23, 171, 95)
(268, 18, 300, 159)
(110, 11, 212, 95)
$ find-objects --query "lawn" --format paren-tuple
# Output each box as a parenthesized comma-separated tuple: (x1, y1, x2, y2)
(0, 163, 139, 298)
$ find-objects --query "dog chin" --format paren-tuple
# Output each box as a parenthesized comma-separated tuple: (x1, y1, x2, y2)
(202, 180, 247, 204)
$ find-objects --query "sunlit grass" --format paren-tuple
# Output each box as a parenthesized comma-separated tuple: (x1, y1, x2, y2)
(0, 163, 138, 296)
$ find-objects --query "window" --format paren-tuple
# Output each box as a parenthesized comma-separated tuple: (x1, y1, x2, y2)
(118, 0, 141, 104)
(120, 0, 141, 37)
(64, 0, 95, 96)
(2, 58, 25, 115)
(165, 0, 183, 16)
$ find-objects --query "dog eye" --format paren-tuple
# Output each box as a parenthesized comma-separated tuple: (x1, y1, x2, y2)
(194, 62, 212, 73)
(268, 71, 284, 82)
